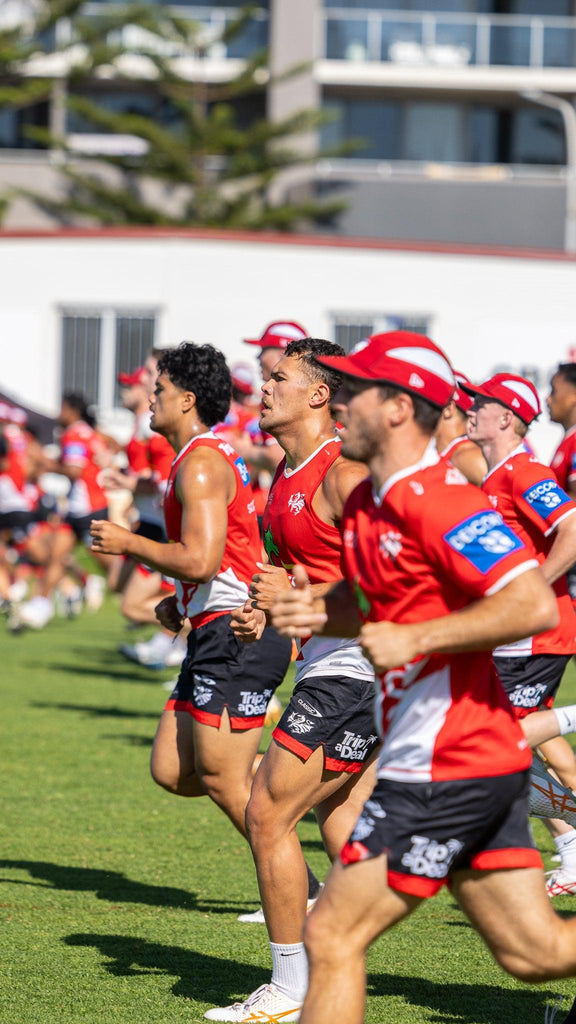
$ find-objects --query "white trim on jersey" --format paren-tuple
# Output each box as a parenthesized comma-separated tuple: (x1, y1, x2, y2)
(282, 436, 339, 479)
(374, 438, 439, 506)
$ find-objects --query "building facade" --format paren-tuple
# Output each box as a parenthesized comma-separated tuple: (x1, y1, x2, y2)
(3, 1, 576, 248)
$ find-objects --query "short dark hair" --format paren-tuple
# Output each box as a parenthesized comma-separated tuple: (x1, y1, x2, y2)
(62, 391, 95, 428)
(379, 384, 442, 434)
(557, 363, 576, 388)
(285, 337, 345, 399)
(157, 342, 231, 426)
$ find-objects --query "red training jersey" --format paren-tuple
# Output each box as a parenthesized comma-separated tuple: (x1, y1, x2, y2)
(60, 420, 108, 515)
(342, 447, 535, 784)
(263, 437, 373, 684)
(163, 432, 261, 627)
(482, 445, 576, 657)
(551, 425, 576, 493)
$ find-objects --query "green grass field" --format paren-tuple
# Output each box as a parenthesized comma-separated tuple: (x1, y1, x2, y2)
(1, 597, 576, 1024)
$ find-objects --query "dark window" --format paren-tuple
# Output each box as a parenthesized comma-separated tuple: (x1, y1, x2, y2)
(0, 102, 49, 149)
(114, 315, 156, 405)
(323, 96, 566, 166)
(333, 314, 430, 353)
(61, 315, 102, 407)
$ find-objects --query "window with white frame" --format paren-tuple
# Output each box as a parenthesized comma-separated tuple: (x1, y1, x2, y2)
(332, 313, 431, 352)
(60, 307, 158, 409)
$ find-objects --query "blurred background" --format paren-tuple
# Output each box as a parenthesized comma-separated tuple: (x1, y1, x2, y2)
(1, 0, 576, 457)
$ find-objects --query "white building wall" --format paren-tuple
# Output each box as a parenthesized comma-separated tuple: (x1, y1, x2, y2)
(0, 230, 575, 460)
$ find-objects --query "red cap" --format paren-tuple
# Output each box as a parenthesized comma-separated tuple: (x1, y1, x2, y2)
(231, 362, 257, 395)
(315, 331, 455, 409)
(452, 371, 475, 413)
(118, 366, 147, 387)
(460, 373, 541, 425)
(244, 320, 308, 350)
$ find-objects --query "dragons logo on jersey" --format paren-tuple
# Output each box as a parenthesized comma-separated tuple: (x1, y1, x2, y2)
(353, 577, 371, 616)
(264, 526, 280, 562)
(287, 491, 306, 515)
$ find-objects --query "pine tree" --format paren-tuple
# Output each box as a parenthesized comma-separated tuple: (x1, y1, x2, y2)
(12, 2, 352, 230)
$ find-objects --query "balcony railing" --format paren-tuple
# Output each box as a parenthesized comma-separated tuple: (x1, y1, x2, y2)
(57, 4, 269, 60)
(324, 9, 576, 70)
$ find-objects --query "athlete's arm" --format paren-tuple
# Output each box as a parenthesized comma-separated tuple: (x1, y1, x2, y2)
(358, 566, 557, 674)
(316, 455, 368, 525)
(541, 509, 576, 584)
(90, 448, 232, 581)
(449, 443, 487, 487)
(271, 567, 362, 639)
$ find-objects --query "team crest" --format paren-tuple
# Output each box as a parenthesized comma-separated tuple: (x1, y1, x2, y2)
(379, 530, 403, 561)
(288, 492, 306, 515)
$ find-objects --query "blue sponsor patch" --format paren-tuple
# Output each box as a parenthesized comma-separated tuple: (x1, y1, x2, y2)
(62, 442, 86, 460)
(570, 454, 576, 470)
(234, 456, 250, 486)
(522, 478, 571, 520)
(444, 510, 524, 575)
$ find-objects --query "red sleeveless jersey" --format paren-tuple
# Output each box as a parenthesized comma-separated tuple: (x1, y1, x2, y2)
(263, 437, 373, 684)
(163, 432, 261, 626)
(263, 438, 345, 583)
(60, 420, 108, 515)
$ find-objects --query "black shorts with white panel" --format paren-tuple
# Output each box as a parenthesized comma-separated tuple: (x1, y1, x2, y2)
(493, 653, 571, 718)
(340, 770, 542, 898)
(273, 673, 379, 774)
(165, 613, 292, 730)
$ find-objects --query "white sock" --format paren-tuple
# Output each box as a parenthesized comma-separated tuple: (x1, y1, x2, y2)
(554, 829, 576, 873)
(553, 705, 576, 736)
(270, 941, 308, 1002)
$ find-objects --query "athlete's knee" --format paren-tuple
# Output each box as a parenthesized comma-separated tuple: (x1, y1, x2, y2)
(245, 786, 286, 849)
(304, 902, 353, 966)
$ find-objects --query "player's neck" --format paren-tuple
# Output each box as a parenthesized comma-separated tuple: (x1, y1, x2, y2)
(279, 420, 336, 471)
(481, 433, 520, 471)
(562, 407, 576, 432)
(166, 417, 210, 454)
(368, 431, 432, 494)
(434, 417, 464, 453)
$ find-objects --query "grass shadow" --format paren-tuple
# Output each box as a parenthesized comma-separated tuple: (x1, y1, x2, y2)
(0, 859, 262, 917)
(30, 701, 160, 720)
(64, 932, 267, 1004)
(367, 971, 565, 1024)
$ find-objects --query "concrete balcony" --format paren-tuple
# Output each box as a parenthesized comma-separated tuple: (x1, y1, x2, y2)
(321, 9, 576, 94)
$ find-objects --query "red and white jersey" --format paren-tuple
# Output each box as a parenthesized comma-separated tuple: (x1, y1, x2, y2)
(438, 435, 470, 461)
(263, 437, 373, 684)
(342, 447, 535, 784)
(60, 421, 108, 516)
(551, 425, 576, 493)
(125, 411, 152, 475)
(482, 445, 576, 657)
(163, 432, 260, 626)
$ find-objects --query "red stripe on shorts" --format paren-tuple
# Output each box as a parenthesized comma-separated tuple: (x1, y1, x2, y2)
(470, 848, 543, 871)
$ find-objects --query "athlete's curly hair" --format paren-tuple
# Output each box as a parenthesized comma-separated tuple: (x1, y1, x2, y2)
(285, 338, 345, 399)
(157, 343, 231, 426)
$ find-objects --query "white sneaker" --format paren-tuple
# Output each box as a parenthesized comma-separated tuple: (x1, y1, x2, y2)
(204, 983, 302, 1022)
(546, 868, 576, 897)
(9, 596, 54, 631)
(119, 632, 185, 670)
(84, 574, 105, 611)
(237, 886, 323, 924)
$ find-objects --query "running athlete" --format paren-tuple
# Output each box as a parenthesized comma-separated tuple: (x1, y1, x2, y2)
(270, 331, 576, 1024)
(205, 338, 378, 1024)
(549, 363, 576, 501)
(464, 373, 576, 896)
(90, 343, 291, 836)
(234, 321, 310, 521)
(434, 370, 487, 484)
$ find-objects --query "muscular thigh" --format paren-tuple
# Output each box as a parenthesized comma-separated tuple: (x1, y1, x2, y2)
(151, 708, 196, 783)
